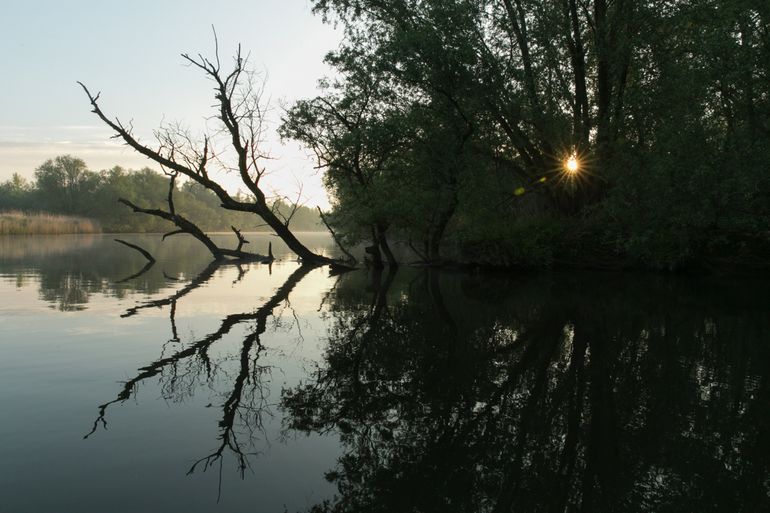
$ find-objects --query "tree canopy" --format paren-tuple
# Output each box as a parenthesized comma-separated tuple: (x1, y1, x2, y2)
(281, 0, 770, 269)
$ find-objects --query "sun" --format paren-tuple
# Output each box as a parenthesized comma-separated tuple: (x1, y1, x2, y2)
(565, 154, 579, 174)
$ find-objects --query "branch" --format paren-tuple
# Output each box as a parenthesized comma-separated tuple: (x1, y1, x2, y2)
(79, 49, 336, 265)
(317, 207, 357, 265)
(114, 239, 155, 263)
(231, 226, 249, 252)
(162, 230, 185, 240)
(77, 81, 245, 210)
(166, 172, 177, 215)
(118, 197, 225, 260)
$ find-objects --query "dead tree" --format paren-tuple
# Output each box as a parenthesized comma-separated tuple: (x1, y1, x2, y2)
(118, 171, 270, 262)
(78, 41, 342, 266)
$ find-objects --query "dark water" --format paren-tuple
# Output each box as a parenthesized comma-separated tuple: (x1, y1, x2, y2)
(1, 234, 768, 512)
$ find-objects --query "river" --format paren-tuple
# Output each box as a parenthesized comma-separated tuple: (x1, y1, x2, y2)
(1, 233, 768, 512)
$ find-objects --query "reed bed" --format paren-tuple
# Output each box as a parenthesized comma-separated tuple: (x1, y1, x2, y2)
(0, 211, 101, 235)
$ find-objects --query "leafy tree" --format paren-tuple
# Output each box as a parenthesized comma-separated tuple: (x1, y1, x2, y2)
(280, 0, 770, 268)
(33, 155, 99, 214)
(0, 173, 32, 210)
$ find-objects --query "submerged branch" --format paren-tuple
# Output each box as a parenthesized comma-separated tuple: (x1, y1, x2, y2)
(114, 239, 155, 263)
(113, 239, 156, 283)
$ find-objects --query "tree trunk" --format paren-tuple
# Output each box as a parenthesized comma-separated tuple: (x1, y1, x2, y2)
(253, 201, 334, 263)
(376, 224, 398, 266)
(365, 226, 384, 268)
(427, 198, 457, 262)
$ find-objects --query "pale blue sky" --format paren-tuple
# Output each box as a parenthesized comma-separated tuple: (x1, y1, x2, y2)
(0, 0, 340, 207)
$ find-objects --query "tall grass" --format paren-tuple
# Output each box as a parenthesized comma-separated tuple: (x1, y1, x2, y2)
(0, 211, 101, 235)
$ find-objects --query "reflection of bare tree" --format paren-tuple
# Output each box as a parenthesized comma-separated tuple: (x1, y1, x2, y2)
(121, 260, 222, 318)
(86, 262, 317, 494)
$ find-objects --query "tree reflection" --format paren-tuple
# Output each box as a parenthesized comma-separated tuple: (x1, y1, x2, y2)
(0, 234, 242, 311)
(82, 256, 770, 510)
(283, 271, 770, 512)
(86, 261, 317, 498)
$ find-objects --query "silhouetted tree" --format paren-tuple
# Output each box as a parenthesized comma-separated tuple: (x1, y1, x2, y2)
(79, 39, 343, 265)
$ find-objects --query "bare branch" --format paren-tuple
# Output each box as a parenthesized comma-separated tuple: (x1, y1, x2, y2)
(114, 239, 156, 263)
(162, 230, 186, 241)
(231, 226, 249, 252)
(317, 207, 357, 265)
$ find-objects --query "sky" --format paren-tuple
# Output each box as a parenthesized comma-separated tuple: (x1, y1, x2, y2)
(0, 0, 341, 208)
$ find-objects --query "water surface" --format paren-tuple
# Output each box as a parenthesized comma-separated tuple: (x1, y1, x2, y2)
(1, 233, 768, 512)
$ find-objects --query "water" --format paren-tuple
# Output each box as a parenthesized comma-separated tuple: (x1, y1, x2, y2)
(1, 233, 768, 512)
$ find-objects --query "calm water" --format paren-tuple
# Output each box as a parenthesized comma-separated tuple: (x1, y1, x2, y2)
(0, 233, 769, 512)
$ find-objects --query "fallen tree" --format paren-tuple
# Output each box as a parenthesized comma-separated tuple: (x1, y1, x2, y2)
(79, 40, 343, 266)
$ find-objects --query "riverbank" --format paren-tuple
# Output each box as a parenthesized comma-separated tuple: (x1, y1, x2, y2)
(445, 215, 770, 274)
(0, 211, 101, 235)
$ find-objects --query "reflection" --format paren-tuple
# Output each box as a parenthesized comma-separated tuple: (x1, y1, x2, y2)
(86, 260, 318, 498)
(0, 233, 346, 311)
(0, 233, 97, 260)
(0, 233, 341, 311)
(114, 259, 156, 284)
(283, 271, 770, 512)
(0, 234, 218, 310)
(121, 260, 221, 318)
(78, 247, 770, 510)
(113, 238, 156, 283)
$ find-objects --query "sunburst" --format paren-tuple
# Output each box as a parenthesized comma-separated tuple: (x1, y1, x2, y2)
(565, 154, 579, 174)
(548, 147, 598, 189)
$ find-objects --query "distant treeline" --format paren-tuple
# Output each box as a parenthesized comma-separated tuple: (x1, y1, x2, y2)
(0, 156, 323, 233)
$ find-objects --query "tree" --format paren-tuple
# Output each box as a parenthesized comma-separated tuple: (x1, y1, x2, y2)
(34, 155, 99, 214)
(281, 27, 479, 263)
(79, 41, 341, 265)
(280, 0, 770, 269)
(0, 173, 32, 211)
(281, 49, 406, 265)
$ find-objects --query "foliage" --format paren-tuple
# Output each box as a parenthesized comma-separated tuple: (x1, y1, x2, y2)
(0, 156, 323, 234)
(280, 0, 770, 269)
